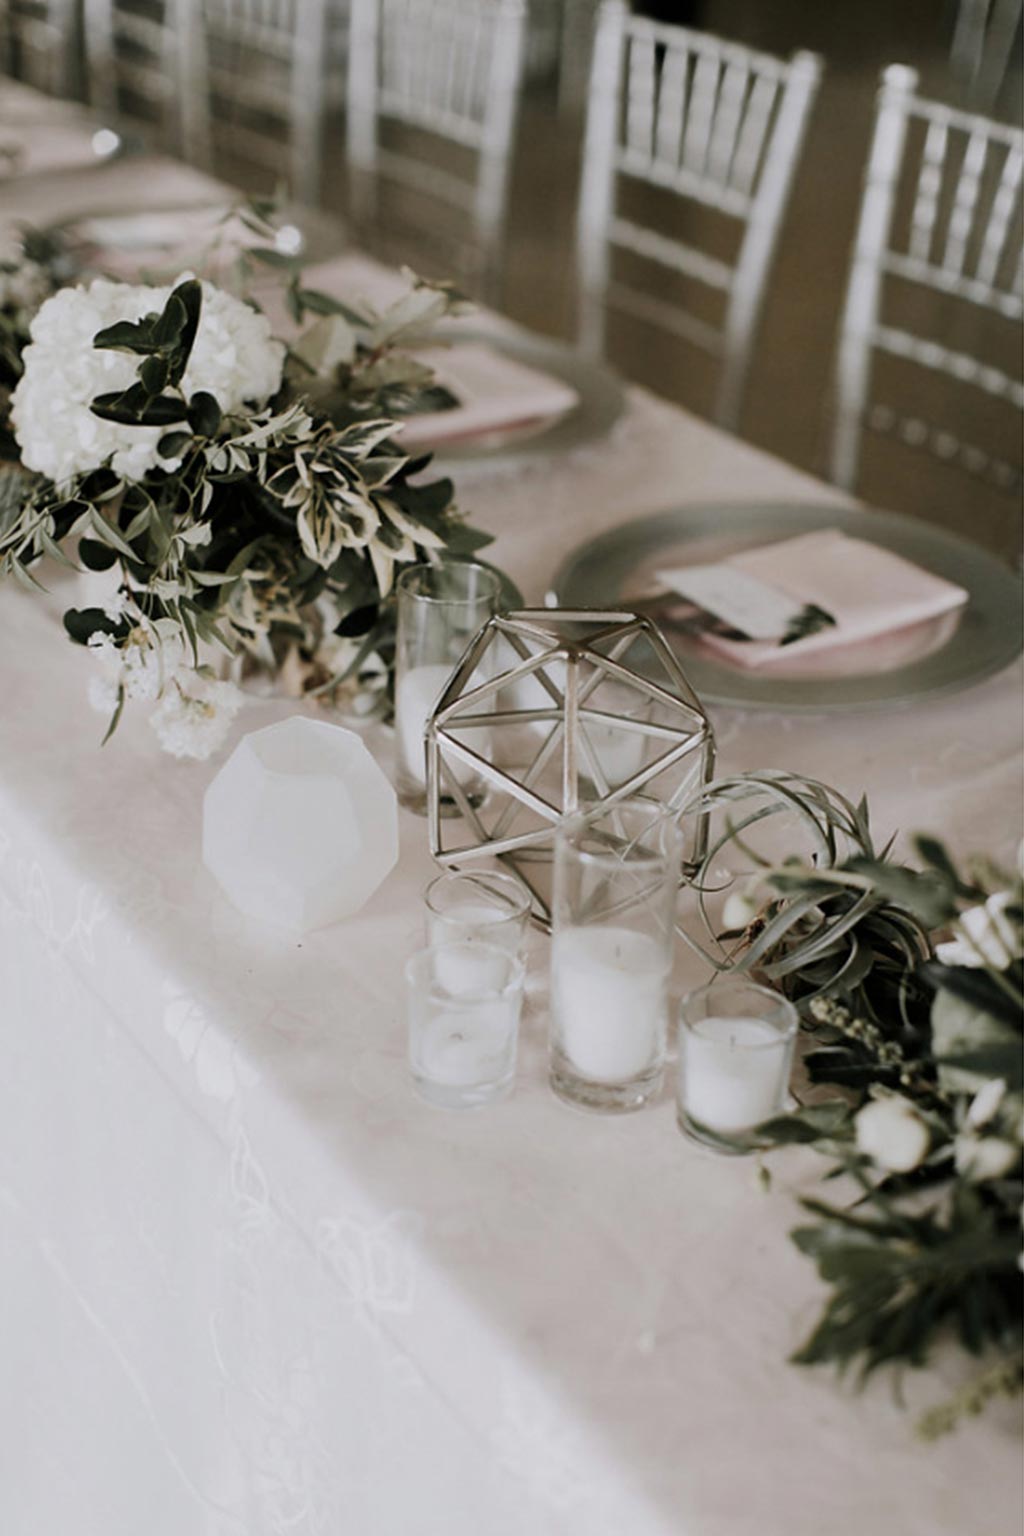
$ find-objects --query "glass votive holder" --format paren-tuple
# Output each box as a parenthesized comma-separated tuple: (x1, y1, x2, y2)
(394, 560, 500, 817)
(677, 977, 798, 1153)
(549, 797, 683, 1114)
(424, 869, 531, 957)
(405, 941, 524, 1109)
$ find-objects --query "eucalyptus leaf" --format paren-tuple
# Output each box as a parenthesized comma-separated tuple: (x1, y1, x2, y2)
(63, 606, 125, 645)
(78, 537, 119, 572)
(187, 391, 221, 437)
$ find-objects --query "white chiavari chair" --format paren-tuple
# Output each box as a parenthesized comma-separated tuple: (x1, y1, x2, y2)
(0, 0, 79, 96)
(198, 0, 343, 205)
(830, 65, 1023, 530)
(346, 0, 527, 299)
(577, 0, 821, 432)
(83, 0, 209, 162)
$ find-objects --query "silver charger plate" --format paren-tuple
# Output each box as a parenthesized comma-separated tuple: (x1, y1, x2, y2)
(417, 328, 626, 471)
(550, 502, 1023, 712)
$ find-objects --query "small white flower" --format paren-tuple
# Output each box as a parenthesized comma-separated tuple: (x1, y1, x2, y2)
(965, 1078, 1007, 1131)
(722, 888, 761, 931)
(88, 625, 182, 703)
(954, 1135, 1019, 1182)
(149, 671, 242, 760)
(855, 1095, 930, 1173)
(87, 671, 120, 715)
(934, 892, 1022, 969)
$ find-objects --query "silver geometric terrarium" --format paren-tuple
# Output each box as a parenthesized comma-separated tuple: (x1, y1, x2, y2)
(426, 609, 715, 927)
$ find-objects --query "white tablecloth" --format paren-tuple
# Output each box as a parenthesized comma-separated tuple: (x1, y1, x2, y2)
(2, 107, 1022, 1536)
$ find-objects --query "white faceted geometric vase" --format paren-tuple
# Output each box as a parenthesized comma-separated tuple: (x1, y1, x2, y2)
(203, 716, 399, 932)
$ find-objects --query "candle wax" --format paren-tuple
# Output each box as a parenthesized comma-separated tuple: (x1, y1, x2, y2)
(396, 664, 491, 789)
(414, 1007, 516, 1087)
(433, 940, 510, 996)
(429, 900, 519, 952)
(552, 925, 667, 1083)
(579, 715, 647, 787)
(682, 1016, 788, 1133)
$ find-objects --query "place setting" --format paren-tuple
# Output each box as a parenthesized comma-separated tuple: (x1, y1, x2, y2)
(551, 500, 1024, 711)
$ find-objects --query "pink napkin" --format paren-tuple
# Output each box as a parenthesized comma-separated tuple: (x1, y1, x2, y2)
(396, 342, 579, 447)
(685, 529, 969, 669)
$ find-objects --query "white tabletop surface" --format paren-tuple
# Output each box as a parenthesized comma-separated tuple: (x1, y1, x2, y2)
(2, 93, 1022, 1536)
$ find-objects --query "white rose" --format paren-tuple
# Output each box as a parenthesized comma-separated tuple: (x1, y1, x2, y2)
(11, 275, 284, 484)
(935, 892, 1022, 969)
(955, 1135, 1019, 1182)
(855, 1096, 930, 1173)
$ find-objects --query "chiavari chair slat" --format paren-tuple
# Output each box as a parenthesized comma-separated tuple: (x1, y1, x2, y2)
(577, 0, 821, 431)
(346, 0, 526, 300)
(830, 64, 1024, 510)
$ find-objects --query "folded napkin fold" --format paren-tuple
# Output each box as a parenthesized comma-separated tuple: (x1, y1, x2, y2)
(396, 342, 580, 447)
(660, 528, 969, 669)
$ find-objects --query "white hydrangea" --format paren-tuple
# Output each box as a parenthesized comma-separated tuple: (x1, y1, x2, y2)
(11, 274, 285, 485)
(149, 672, 243, 761)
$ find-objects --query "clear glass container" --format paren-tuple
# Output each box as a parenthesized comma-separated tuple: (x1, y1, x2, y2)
(405, 941, 524, 1109)
(549, 797, 682, 1112)
(677, 976, 798, 1152)
(394, 561, 500, 815)
(425, 869, 531, 956)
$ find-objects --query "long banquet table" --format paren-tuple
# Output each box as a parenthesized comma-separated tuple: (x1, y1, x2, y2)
(2, 84, 1023, 1536)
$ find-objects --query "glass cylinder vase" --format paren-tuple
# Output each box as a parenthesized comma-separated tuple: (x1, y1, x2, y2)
(549, 797, 682, 1112)
(394, 561, 500, 815)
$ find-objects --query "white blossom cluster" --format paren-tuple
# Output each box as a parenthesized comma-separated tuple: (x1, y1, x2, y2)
(11, 275, 285, 484)
(87, 622, 242, 761)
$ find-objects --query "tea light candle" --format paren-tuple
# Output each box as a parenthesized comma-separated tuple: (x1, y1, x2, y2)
(416, 1007, 516, 1087)
(434, 937, 509, 995)
(396, 664, 490, 788)
(682, 1016, 789, 1133)
(407, 941, 524, 1108)
(580, 715, 647, 786)
(552, 925, 667, 1083)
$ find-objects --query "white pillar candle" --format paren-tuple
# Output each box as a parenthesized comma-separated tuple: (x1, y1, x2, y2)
(682, 1016, 789, 1133)
(396, 664, 491, 789)
(414, 1006, 516, 1087)
(551, 925, 667, 1083)
(579, 715, 647, 786)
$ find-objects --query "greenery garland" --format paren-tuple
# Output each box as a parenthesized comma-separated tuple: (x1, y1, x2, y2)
(688, 771, 1023, 1436)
